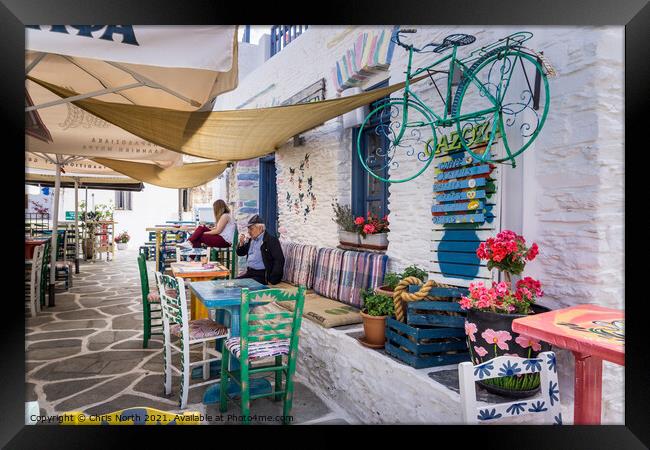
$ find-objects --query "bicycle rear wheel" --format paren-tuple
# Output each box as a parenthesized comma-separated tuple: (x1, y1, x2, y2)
(451, 46, 550, 165)
(356, 99, 437, 183)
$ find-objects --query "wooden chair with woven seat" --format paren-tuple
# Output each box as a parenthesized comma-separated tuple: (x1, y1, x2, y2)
(156, 271, 230, 409)
(137, 254, 163, 348)
(25, 245, 45, 317)
(219, 286, 306, 424)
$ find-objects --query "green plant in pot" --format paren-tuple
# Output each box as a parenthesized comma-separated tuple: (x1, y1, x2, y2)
(375, 265, 427, 297)
(359, 289, 395, 348)
(460, 230, 550, 398)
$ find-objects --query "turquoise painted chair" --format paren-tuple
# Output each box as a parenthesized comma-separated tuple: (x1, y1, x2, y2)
(137, 254, 163, 348)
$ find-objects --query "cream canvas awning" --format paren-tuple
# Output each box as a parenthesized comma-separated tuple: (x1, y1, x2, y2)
(29, 75, 425, 161)
(93, 158, 228, 189)
(25, 172, 144, 191)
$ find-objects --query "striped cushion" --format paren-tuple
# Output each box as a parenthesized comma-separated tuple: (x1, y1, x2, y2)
(312, 248, 345, 299)
(170, 319, 228, 340)
(280, 241, 318, 289)
(225, 337, 289, 360)
(337, 251, 388, 308)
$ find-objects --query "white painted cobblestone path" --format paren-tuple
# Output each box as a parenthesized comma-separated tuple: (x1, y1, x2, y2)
(25, 248, 349, 425)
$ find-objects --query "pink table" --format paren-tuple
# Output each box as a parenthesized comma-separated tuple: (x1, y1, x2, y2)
(512, 304, 624, 424)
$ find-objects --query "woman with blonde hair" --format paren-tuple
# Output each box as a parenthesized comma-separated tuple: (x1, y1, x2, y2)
(179, 199, 236, 249)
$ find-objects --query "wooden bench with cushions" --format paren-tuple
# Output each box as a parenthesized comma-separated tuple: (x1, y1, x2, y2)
(274, 241, 388, 328)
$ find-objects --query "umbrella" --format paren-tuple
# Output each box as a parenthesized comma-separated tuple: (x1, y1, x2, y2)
(25, 25, 239, 304)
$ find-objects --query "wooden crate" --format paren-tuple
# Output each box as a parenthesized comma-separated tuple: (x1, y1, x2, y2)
(384, 285, 470, 369)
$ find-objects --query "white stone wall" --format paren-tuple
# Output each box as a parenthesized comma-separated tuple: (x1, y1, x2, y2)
(220, 26, 624, 423)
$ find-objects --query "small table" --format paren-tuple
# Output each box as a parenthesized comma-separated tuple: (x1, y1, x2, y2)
(25, 237, 49, 260)
(170, 261, 230, 320)
(189, 278, 270, 404)
(512, 304, 624, 425)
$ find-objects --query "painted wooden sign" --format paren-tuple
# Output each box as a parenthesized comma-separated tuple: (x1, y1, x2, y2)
(437, 152, 478, 170)
(281, 78, 326, 106)
(432, 213, 485, 224)
(433, 177, 486, 192)
(435, 189, 486, 203)
(432, 200, 484, 213)
(424, 121, 501, 157)
(436, 164, 491, 181)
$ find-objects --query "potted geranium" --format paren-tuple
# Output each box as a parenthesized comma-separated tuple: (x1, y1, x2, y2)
(359, 289, 395, 348)
(331, 201, 360, 247)
(115, 231, 131, 250)
(357, 213, 389, 250)
(375, 265, 428, 297)
(460, 230, 550, 398)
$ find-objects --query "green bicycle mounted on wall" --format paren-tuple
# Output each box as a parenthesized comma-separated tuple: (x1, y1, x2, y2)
(357, 29, 552, 183)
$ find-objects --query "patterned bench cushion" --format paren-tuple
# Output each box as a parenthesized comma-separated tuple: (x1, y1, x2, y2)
(312, 248, 345, 300)
(280, 241, 318, 289)
(279, 292, 362, 328)
(225, 337, 289, 360)
(337, 250, 388, 308)
(170, 319, 228, 340)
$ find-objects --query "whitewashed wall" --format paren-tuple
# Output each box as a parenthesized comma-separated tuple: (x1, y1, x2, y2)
(219, 26, 624, 423)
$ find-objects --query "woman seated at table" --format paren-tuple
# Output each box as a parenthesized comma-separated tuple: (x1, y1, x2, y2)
(179, 199, 236, 249)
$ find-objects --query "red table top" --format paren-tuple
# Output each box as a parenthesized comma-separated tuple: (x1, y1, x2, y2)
(512, 304, 624, 366)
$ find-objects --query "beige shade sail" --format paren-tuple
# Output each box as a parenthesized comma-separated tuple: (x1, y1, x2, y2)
(28, 75, 425, 161)
(93, 157, 228, 189)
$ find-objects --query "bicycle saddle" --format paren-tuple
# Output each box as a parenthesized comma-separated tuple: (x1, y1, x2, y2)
(429, 33, 476, 53)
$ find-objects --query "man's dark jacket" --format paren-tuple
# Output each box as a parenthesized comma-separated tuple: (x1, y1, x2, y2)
(236, 232, 285, 284)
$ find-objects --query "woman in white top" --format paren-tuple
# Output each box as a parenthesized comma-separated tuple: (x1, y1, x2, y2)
(179, 199, 236, 249)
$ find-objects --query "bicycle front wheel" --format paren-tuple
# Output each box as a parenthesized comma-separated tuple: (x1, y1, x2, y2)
(451, 47, 550, 165)
(356, 99, 438, 184)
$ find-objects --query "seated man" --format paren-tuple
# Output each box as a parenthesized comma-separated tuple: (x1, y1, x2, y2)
(236, 215, 284, 285)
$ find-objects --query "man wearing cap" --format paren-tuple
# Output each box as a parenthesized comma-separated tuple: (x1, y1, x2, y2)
(236, 215, 284, 285)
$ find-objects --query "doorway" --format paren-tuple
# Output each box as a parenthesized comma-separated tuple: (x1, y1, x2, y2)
(259, 155, 278, 236)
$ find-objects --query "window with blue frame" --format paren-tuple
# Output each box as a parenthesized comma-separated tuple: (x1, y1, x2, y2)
(351, 81, 390, 219)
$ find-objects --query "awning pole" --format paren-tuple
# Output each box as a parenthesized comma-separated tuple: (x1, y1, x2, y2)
(74, 178, 80, 274)
(178, 189, 183, 221)
(48, 159, 62, 306)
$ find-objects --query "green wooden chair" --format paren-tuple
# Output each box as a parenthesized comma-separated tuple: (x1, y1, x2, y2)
(39, 240, 50, 308)
(208, 228, 239, 278)
(219, 286, 306, 424)
(137, 254, 163, 348)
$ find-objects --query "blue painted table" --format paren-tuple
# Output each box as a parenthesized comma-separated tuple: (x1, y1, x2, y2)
(188, 278, 272, 404)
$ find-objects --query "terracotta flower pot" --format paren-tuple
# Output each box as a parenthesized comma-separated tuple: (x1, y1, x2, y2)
(465, 304, 551, 398)
(359, 232, 388, 250)
(374, 285, 395, 298)
(360, 311, 387, 347)
(339, 230, 360, 247)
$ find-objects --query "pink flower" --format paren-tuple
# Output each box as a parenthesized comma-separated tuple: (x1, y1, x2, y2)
(465, 321, 478, 341)
(354, 217, 365, 225)
(474, 346, 488, 357)
(459, 296, 473, 310)
(515, 335, 542, 351)
(494, 281, 509, 297)
(526, 243, 539, 260)
(481, 329, 512, 350)
(363, 224, 376, 234)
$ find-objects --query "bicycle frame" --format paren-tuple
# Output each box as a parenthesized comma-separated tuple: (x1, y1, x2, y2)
(393, 43, 508, 148)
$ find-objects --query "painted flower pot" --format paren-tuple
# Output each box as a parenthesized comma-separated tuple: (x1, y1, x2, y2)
(339, 230, 360, 247)
(465, 304, 551, 398)
(359, 232, 388, 250)
(117, 242, 128, 250)
(360, 312, 387, 347)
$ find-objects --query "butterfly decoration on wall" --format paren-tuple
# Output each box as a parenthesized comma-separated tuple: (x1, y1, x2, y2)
(284, 153, 317, 220)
